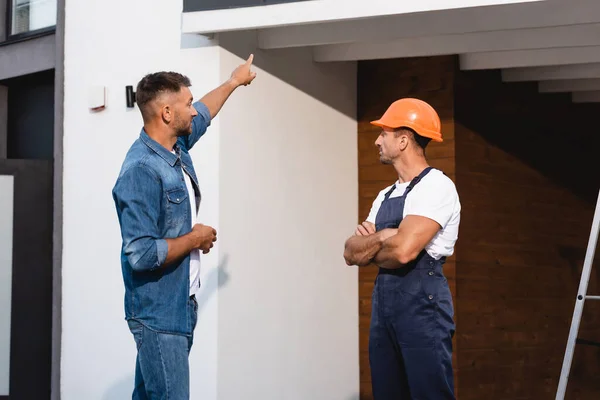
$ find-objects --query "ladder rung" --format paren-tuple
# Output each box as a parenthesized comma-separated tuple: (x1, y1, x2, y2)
(576, 338, 600, 347)
(586, 295, 600, 300)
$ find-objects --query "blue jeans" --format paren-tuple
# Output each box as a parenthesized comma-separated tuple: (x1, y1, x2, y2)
(128, 296, 198, 400)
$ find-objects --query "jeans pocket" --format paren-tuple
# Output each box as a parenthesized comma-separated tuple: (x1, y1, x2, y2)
(127, 320, 144, 350)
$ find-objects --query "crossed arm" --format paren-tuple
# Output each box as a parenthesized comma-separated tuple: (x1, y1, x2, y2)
(343, 215, 442, 269)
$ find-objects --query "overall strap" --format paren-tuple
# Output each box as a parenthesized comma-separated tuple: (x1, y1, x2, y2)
(383, 185, 397, 200)
(401, 167, 434, 197)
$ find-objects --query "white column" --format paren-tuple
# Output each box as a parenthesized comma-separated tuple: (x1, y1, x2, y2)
(0, 175, 15, 396)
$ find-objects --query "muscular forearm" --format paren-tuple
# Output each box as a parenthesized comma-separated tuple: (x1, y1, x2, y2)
(373, 235, 422, 269)
(199, 79, 238, 119)
(373, 243, 405, 269)
(164, 232, 198, 266)
(344, 232, 385, 266)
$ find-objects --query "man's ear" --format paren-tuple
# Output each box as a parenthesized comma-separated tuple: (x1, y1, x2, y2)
(161, 105, 172, 124)
(398, 133, 409, 151)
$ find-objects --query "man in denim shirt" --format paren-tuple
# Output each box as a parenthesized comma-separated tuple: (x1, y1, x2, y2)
(112, 55, 256, 399)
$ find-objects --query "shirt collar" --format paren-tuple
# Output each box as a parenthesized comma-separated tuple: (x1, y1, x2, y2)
(140, 129, 180, 167)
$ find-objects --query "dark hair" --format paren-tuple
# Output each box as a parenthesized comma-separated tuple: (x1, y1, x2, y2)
(394, 127, 431, 155)
(135, 72, 192, 120)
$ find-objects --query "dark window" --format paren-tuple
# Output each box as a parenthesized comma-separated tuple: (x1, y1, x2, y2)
(3, 69, 54, 160)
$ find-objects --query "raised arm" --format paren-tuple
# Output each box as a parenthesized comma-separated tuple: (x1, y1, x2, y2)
(180, 54, 257, 151)
(199, 54, 257, 119)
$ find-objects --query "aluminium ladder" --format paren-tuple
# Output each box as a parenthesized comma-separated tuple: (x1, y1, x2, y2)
(556, 188, 600, 399)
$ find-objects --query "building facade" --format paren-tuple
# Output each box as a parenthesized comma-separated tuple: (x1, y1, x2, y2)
(1, 0, 600, 399)
(0, 0, 61, 398)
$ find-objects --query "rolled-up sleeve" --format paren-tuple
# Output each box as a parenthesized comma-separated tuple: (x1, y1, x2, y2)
(113, 164, 167, 272)
(179, 101, 211, 151)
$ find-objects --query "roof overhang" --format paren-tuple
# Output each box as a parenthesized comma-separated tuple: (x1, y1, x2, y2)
(181, 0, 545, 34)
(182, 0, 600, 103)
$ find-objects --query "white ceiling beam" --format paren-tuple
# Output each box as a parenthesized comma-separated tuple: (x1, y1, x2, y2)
(258, 0, 599, 49)
(183, 0, 545, 35)
(313, 24, 600, 62)
(460, 46, 600, 70)
(538, 79, 600, 92)
(502, 64, 600, 82)
(572, 91, 600, 102)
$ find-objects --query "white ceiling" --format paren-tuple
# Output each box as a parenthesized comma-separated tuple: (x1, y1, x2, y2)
(186, 0, 600, 103)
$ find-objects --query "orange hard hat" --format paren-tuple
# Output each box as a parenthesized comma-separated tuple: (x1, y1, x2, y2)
(370, 98, 443, 142)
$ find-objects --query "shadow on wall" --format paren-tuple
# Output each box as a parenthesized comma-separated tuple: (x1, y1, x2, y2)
(102, 374, 134, 400)
(216, 30, 356, 120)
(197, 254, 230, 317)
(102, 256, 231, 399)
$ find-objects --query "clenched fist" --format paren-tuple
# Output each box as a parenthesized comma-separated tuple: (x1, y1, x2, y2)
(191, 224, 217, 254)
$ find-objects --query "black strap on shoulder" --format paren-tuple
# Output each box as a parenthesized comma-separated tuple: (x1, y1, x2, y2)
(383, 166, 435, 200)
(383, 184, 397, 200)
(402, 166, 434, 197)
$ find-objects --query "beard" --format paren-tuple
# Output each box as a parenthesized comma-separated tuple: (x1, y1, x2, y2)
(378, 149, 394, 165)
(174, 115, 192, 137)
(175, 127, 192, 137)
(379, 155, 393, 165)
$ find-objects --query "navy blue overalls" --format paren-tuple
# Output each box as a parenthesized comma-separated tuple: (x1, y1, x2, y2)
(369, 167, 456, 400)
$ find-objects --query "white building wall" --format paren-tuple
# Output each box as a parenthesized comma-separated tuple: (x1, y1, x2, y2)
(62, 1, 359, 400)
(62, 1, 221, 399)
(216, 32, 359, 400)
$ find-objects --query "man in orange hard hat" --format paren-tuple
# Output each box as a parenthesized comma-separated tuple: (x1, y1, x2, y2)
(344, 98, 461, 399)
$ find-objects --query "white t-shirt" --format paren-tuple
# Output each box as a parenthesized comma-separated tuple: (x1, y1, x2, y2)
(182, 168, 201, 297)
(172, 149, 201, 297)
(366, 169, 461, 260)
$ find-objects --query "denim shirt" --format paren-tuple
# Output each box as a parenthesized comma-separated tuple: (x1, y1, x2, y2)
(112, 102, 211, 335)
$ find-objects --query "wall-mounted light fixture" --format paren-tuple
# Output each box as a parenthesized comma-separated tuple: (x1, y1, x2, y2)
(126, 85, 136, 108)
(88, 86, 106, 111)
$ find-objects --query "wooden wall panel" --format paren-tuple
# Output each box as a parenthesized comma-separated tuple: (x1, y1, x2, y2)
(358, 56, 600, 400)
(455, 69, 600, 400)
(357, 56, 459, 399)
